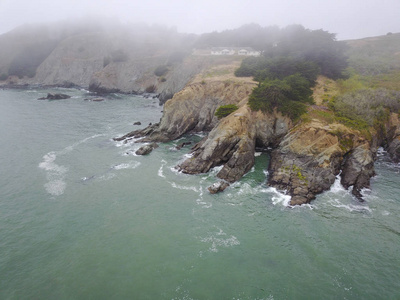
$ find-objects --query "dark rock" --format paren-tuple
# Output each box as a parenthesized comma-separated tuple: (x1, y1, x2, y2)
(92, 98, 104, 102)
(208, 181, 230, 194)
(387, 137, 400, 163)
(133, 121, 142, 125)
(135, 143, 159, 155)
(38, 93, 71, 100)
(341, 144, 375, 200)
(176, 141, 192, 150)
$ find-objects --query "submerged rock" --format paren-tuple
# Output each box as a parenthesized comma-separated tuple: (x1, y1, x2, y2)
(175, 141, 192, 150)
(38, 93, 71, 100)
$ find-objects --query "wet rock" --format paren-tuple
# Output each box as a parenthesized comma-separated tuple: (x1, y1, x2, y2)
(38, 93, 71, 100)
(341, 144, 375, 200)
(178, 106, 291, 184)
(135, 143, 159, 155)
(175, 141, 192, 150)
(208, 181, 230, 194)
(268, 120, 359, 205)
(133, 121, 142, 125)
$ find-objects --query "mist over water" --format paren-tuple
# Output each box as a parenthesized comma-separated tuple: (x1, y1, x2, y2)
(0, 89, 399, 299)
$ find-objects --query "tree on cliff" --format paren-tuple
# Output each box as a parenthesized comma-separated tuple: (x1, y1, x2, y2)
(236, 25, 348, 81)
(249, 74, 314, 120)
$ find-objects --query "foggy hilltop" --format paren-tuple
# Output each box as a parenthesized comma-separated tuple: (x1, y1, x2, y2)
(0, 19, 398, 102)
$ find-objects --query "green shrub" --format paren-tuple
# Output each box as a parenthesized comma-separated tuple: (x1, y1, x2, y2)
(154, 65, 169, 77)
(215, 104, 239, 119)
(0, 73, 8, 81)
(248, 74, 314, 121)
(145, 85, 156, 93)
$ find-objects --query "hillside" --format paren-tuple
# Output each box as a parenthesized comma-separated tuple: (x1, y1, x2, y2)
(115, 31, 400, 205)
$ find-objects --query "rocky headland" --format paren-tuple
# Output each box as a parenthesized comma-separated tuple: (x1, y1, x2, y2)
(2, 22, 400, 205)
(115, 62, 400, 205)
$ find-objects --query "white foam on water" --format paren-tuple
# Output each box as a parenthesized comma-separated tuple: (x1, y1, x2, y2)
(113, 161, 141, 170)
(170, 182, 200, 193)
(377, 147, 386, 157)
(200, 228, 240, 253)
(329, 175, 347, 194)
(267, 187, 291, 206)
(44, 179, 66, 196)
(328, 198, 372, 213)
(254, 151, 262, 157)
(114, 136, 140, 148)
(39, 134, 105, 196)
(194, 132, 206, 138)
(97, 173, 116, 181)
(60, 134, 105, 154)
(183, 152, 194, 159)
(208, 165, 223, 176)
(323, 175, 372, 213)
(158, 160, 167, 178)
(39, 152, 67, 173)
(169, 166, 182, 175)
(39, 152, 68, 196)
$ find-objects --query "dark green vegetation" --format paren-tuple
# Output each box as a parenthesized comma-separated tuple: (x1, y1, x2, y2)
(215, 104, 239, 119)
(235, 25, 348, 120)
(320, 33, 400, 135)
(154, 65, 169, 77)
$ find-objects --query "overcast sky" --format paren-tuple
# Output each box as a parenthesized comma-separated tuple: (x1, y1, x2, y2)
(0, 0, 399, 40)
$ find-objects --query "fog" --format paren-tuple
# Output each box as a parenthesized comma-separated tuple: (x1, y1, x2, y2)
(1, 0, 400, 40)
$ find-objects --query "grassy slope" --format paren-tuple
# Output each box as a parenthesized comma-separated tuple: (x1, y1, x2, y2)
(302, 33, 400, 139)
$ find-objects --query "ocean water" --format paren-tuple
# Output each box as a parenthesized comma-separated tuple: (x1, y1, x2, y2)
(0, 88, 399, 300)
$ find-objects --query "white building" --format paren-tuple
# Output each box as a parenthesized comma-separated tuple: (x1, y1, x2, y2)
(210, 47, 261, 56)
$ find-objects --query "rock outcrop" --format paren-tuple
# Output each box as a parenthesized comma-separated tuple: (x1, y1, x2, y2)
(114, 78, 257, 143)
(115, 61, 400, 206)
(267, 119, 375, 205)
(386, 113, 400, 162)
(178, 105, 291, 183)
(37, 93, 71, 100)
(135, 143, 159, 155)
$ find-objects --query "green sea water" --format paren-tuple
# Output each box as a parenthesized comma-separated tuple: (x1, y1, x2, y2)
(0, 88, 399, 299)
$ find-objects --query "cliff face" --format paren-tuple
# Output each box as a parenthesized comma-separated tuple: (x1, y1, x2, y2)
(268, 120, 372, 205)
(89, 55, 210, 102)
(117, 64, 258, 142)
(115, 66, 400, 205)
(178, 105, 291, 183)
(0, 21, 201, 99)
(34, 33, 109, 87)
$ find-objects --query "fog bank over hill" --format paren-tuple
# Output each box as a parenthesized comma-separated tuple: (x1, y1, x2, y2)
(1, 0, 400, 40)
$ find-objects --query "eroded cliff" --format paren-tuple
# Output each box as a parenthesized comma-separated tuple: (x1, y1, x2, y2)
(115, 64, 400, 205)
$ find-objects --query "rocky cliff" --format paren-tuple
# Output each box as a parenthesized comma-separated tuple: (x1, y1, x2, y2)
(0, 21, 202, 101)
(116, 67, 400, 205)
